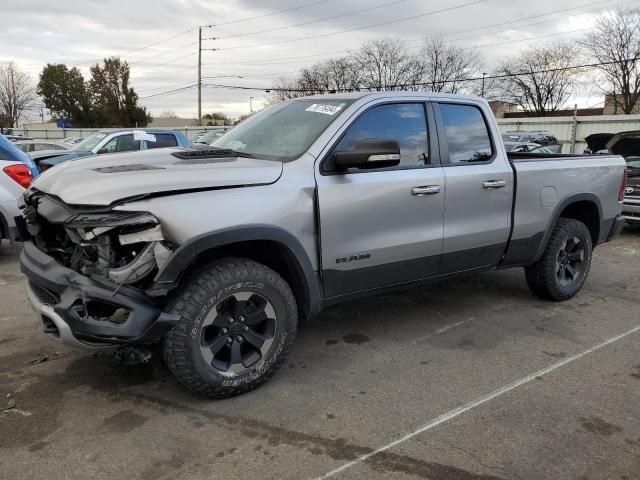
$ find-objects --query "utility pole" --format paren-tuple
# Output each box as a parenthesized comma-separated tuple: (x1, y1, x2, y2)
(197, 26, 202, 126)
(249, 96, 254, 114)
(481, 72, 487, 97)
(570, 103, 578, 154)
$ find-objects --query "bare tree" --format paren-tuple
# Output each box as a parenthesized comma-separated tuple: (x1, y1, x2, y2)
(298, 57, 361, 93)
(351, 37, 422, 91)
(264, 76, 308, 105)
(160, 109, 178, 118)
(581, 8, 640, 114)
(495, 42, 583, 115)
(419, 37, 481, 93)
(0, 62, 36, 127)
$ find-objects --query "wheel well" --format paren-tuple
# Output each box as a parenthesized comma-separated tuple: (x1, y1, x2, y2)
(186, 240, 312, 320)
(559, 201, 600, 244)
(0, 212, 7, 240)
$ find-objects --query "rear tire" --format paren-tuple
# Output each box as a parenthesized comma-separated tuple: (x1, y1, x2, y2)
(524, 218, 593, 301)
(163, 258, 298, 398)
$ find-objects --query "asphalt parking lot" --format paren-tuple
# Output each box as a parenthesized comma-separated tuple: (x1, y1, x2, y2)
(1, 228, 639, 480)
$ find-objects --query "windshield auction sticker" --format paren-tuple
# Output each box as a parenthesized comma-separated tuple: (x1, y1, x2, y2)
(305, 103, 345, 115)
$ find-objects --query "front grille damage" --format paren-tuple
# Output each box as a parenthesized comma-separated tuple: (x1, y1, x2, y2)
(23, 191, 175, 325)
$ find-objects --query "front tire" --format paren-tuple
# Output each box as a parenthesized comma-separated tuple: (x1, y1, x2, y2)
(524, 218, 593, 301)
(163, 258, 298, 398)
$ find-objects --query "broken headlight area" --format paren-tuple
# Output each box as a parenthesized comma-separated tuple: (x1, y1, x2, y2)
(34, 209, 175, 288)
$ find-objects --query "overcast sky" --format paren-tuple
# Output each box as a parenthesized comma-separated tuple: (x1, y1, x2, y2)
(0, 0, 628, 121)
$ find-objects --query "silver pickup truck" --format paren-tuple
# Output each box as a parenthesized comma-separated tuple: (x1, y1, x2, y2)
(17, 92, 627, 397)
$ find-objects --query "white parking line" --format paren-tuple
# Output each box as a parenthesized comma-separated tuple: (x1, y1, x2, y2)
(315, 323, 640, 479)
(411, 319, 469, 344)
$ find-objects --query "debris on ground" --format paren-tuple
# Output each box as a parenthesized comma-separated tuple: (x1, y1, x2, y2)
(0, 399, 16, 411)
(30, 356, 49, 364)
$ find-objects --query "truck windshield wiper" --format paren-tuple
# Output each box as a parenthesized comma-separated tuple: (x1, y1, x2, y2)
(197, 147, 255, 158)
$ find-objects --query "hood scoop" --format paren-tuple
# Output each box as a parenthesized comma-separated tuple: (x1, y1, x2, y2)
(95, 164, 165, 173)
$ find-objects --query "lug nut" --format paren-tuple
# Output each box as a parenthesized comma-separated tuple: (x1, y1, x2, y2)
(239, 315, 245, 323)
(226, 337, 233, 343)
(243, 325, 249, 331)
(221, 328, 228, 334)
(236, 336, 243, 342)
(228, 317, 235, 324)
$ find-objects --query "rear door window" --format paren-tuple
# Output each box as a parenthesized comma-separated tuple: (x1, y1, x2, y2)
(146, 134, 178, 149)
(439, 104, 493, 164)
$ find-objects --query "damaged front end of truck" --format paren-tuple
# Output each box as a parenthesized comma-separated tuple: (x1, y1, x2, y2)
(19, 189, 179, 352)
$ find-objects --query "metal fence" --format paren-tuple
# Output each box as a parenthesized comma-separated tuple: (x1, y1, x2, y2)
(496, 114, 640, 153)
(11, 114, 640, 152)
(11, 126, 232, 142)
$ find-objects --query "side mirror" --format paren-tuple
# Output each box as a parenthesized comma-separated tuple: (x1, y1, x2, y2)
(97, 148, 109, 154)
(333, 139, 401, 170)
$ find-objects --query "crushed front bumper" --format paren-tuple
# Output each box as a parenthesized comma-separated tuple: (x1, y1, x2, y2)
(20, 241, 177, 349)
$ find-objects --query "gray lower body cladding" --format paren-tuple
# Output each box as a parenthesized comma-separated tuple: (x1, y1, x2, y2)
(20, 241, 177, 348)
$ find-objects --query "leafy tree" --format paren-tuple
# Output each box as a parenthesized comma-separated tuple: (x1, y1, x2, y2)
(89, 57, 151, 127)
(208, 112, 230, 125)
(0, 62, 36, 127)
(37, 64, 94, 127)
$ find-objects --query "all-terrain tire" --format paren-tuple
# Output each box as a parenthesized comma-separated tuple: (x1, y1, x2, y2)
(524, 218, 593, 301)
(163, 257, 298, 398)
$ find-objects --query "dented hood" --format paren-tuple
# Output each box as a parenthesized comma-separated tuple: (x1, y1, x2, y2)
(30, 147, 283, 206)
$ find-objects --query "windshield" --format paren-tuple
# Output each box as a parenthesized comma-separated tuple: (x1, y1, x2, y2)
(73, 132, 107, 151)
(211, 99, 354, 160)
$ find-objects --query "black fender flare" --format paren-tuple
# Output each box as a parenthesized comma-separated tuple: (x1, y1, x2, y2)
(153, 225, 323, 314)
(532, 192, 603, 263)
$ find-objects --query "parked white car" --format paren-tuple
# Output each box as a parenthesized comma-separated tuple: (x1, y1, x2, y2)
(0, 159, 32, 243)
(15, 140, 69, 154)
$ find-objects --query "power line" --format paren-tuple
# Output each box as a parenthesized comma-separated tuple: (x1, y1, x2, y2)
(200, 56, 640, 93)
(71, 1, 331, 66)
(139, 84, 197, 99)
(134, 0, 636, 98)
(213, 0, 490, 51)
(73, 27, 197, 66)
(132, 52, 197, 76)
(207, 0, 331, 27)
(470, 27, 588, 49)
(129, 41, 198, 65)
(216, 0, 412, 39)
(202, 0, 630, 65)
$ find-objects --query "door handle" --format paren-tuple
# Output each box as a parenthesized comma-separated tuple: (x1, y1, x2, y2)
(483, 179, 507, 189)
(411, 185, 440, 196)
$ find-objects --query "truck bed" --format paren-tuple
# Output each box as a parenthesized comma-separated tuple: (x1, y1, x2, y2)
(502, 153, 626, 267)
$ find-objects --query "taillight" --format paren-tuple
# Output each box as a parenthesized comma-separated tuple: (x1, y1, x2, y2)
(3, 164, 33, 189)
(618, 169, 627, 202)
